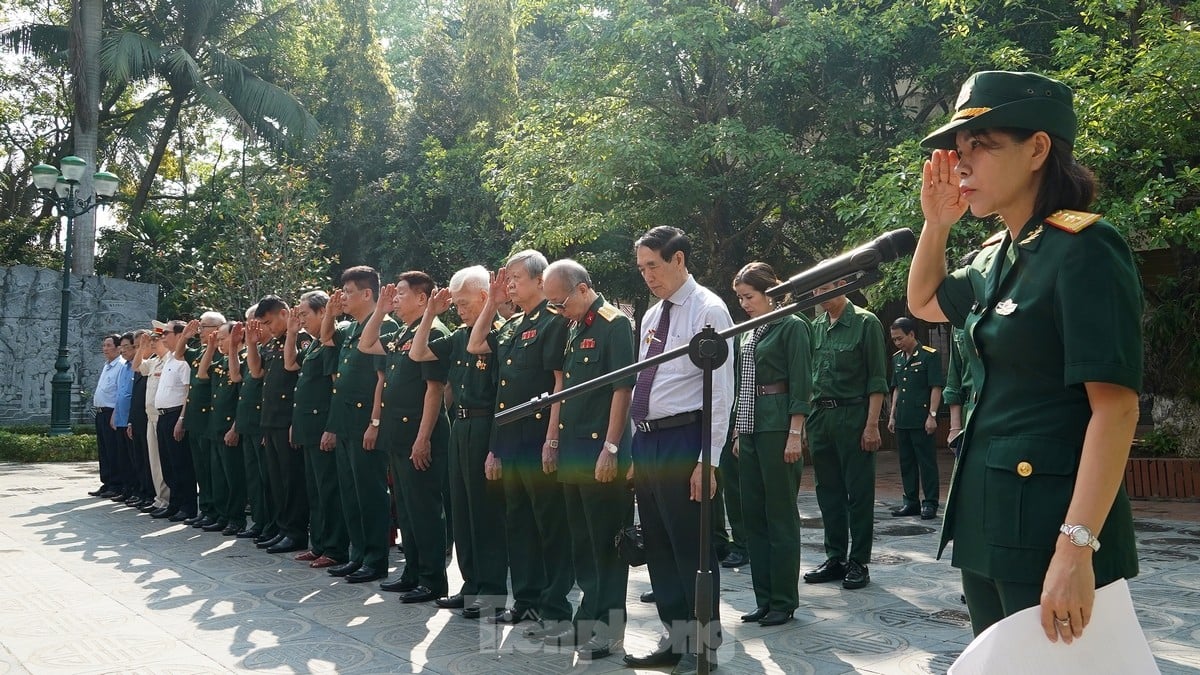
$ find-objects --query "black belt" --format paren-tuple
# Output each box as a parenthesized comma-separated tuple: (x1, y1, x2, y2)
(157, 406, 183, 415)
(96, 406, 114, 413)
(455, 407, 491, 420)
(813, 397, 866, 409)
(635, 411, 701, 434)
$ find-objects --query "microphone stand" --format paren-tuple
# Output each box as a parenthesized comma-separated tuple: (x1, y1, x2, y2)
(496, 266, 885, 675)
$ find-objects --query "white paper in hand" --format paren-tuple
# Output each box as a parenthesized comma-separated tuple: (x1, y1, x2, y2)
(949, 578, 1160, 675)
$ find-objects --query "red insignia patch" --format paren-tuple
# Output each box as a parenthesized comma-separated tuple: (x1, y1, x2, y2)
(584, 311, 596, 327)
(521, 329, 538, 340)
(401, 340, 413, 352)
(580, 338, 596, 349)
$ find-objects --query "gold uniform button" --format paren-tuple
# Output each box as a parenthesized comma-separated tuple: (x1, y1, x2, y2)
(591, 432, 599, 439)
(332, 388, 337, 393)
(356, 403, 363, 408)
(501, 380, 507, 386)
(583, 357, 589, 363)
(1016, 461, 1033, 477)
(506, 359, 512, 365)
(226, 416, 232, 421)
(313, 409, 319, 414)
(558, 423, 564, 430)
(499, 403, 506, 410)
(281, 394, 286, 399)
(565, 373, 571, 379)
(402, 417, 409, 423)
(535, 412, 542, 420)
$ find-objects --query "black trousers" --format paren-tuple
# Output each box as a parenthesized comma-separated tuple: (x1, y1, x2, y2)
(95, 408, 121, 491)
(157, 409, 196, 516)
(129, 416, 154, 499)
(633, 420, 722, 656)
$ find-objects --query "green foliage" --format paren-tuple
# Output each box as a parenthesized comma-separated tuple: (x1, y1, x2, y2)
(1134, 429, 1183, 458)
(0, 430, 97, 463)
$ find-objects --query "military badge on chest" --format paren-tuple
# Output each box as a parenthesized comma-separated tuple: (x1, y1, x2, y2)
(994, 298, 1018, 316)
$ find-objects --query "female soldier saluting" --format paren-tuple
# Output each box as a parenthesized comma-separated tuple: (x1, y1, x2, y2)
(906, 71, 1142, 643)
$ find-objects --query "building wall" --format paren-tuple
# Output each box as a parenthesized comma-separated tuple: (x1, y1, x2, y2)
(0, 265, 158, 426)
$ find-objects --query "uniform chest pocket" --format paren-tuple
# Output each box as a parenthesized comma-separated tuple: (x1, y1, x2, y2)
(514, 333, 543, 367)
(983, 436, 1079, 550)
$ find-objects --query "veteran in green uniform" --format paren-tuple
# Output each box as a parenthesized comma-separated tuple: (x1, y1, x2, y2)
(229, 314, 274, 541)
(320, 266, 399, 584)
(410, 266, 509, 619)
(288, 291, 349, 568)
(887, 317, 944, 520)
(361, 272, 453, 602)
(253, 296, 308, 554)
(540, 259, 634, 659)
(729, 262, 813, 627)
(802, 282, 888, 591)
(177, 313, 227, 529)
(199, 323, 245, 535)
(910, 70, 1141, 639)
(468, 250, 573, 634)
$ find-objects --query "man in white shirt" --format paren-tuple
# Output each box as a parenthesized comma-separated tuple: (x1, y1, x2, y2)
(150, 321, 194, 521)
(138, 323, 172, 511)
(89, 335, 126, 499)
(623, 226, 733, 675)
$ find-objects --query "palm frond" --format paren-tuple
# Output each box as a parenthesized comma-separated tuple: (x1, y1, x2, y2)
(212, 52, 319, 151)
(191, 79, 254, 137)
(100, 30, 162, 84)
(158, 45, 205, 90)
(0, 23, 70, 61)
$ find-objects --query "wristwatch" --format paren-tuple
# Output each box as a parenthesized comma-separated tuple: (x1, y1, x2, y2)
(1060, 523, 1100, 552)
(603, 441, 619, 455)
(929, 411, 937, 418)
(370, 418, 381, 428)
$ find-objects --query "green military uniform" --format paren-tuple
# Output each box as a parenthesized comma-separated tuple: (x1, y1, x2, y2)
(557, 296, 635, 641)
(378, 319, 452, 595)
(260, 332, 307, 544)
(329, 316, 398, 571)
(733, 314, 812, 614)
(207, 353, 245, 530)
(808, 301, 889, 566)
(293, 338, 349, 562)
(490, 299, 572, 621)
(712, 434, 746, 561)
(934, 214, 1142, 634)
(891, 342, 944, 511)
(428, 321, 508, 608)
(943, 327, 975, 455)
(235, 353, 272, 538)
(184, 345, 223, 520)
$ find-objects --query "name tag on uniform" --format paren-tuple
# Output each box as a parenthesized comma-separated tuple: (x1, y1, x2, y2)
(580, 338, 596, 349)
(995, 298, 1018, 316)
(521, 329, 538, 340)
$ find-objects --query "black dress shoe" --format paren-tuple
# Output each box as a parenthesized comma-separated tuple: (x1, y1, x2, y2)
(379, 577, 419, 593)
(256, 533, 285, 549)
(124, 496, 142, 507)
(400, 586, 439, 603)
(803, 558, 846, 584)
(266, 536, 304, 554)
(891, 504, 920, 517)
(345, 566, 385, 583)
(221, 525, 240, 536)
(623, 645, 681, 668)
(88, 486, 109, 497)
(461, 601, 502, 620)
(191, 516, 216, 529)
(236, 528, 262, 539)
(202, 520, 229, 533)
(434, 593, 465, 609)
(843, 559, 870, 590)
(720, 551, 749, 568)
(639, 590, 656, 603)
(110, 492, 131, 502)
(150, 507, 177, 519)
(327, 561, 362, 577)
(139, 503, 160, 513)
(168, 512, 192, 522)
(921, 505, 938, 520)
(183, 514, 203, 526)
(136, 498, 155, 508)
(254, 532, 278, 545)
(98, 489, 119, 498)
(488, 607, 539, 625)
(758, 610, 793, 626)
(740, 606, 769, 622)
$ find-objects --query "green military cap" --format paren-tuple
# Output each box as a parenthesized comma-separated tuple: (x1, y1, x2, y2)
(921, 71, 1076, 150)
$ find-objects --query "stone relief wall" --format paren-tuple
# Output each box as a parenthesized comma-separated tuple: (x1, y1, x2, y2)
(0, 265, 158, 425)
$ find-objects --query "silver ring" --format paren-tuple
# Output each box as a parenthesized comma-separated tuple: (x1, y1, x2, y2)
(1056, 615, 1070, 625)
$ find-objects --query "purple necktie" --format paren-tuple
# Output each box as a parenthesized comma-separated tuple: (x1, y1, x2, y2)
(631, 301, 672, 424)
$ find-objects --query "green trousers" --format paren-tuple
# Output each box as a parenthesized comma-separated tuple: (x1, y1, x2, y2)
(740, 431, 803, 612)
(896, 428, 940, 509)
(961, 569, 1042, 635)
(263, 427, 308, 543)
(242, 434, 276, 537)
(386, 413, 450, 595)
(716, 437, 748, 557)
(563, 479, 632, 641)
(448, 416, 508, 603)
(190, 432, 216, 518)
(335, 431, 390, 569)
(214, 436, 246, 529)
(304, 443, 348, 561)
(809, 405, 876, 564)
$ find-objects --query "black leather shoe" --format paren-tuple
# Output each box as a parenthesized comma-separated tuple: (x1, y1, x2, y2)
(138, 503, 160, 513)
(921, 505, 938, 520)
(434, 593, 464, 609)
(461, 602, 503, 620)
(150, 507, 177, 519)
(256, 533, 285, 549)
(182, 513, 202, 525)
(576, 636, 620, 660)
(236, 528, 262, 539)
(720, 551, 749, 568)
(741, 606, 769, 622)
(98, 489, 119, 498)
(639, 590, 656, 603)
(88, 486, 109, 497)
(623, 645, 681, 668)
(221, 525, 240, 536)
(345, 566, 385, 583)
(400, 586, 439, 603)
(254, 532, 277, 545)
(202, 520, 229, 533)
(488, 607, 539, 625)
(891, 504, 920, 517)
(168, 512, 192, 522)
(136, 498, 155, 509)
(191, 516, 216, 529)
(266, 537, 304, 554)
(327, 561, 362, 577)
(803, 558, 846, 584)
(110, 492, 131, 502)
(758, 610, 793, 626)
(124, 495, 142, 507)
(379, 577, 418, 593)
(843, 559, 870, 589)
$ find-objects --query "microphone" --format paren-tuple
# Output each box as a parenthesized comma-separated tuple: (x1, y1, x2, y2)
(766, 228, 917, 298)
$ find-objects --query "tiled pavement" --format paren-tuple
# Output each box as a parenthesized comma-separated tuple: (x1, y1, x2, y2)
(0, 459, 1197, 674)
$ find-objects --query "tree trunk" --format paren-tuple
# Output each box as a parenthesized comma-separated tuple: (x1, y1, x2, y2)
(68, 0, 101, 276)
(112, 95, 185, 279)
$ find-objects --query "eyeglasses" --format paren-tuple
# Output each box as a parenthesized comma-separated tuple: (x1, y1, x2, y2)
(547, 287, 577, 312)
(199, 323, 222, 329)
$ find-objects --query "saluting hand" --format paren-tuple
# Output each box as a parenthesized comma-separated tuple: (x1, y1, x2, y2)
(182, 319, 200, 340)
(921, 149, 968, 229)
(329, 289, 346, 316)
(286, 307, 302, 334)
(378, 283, 398, 310)
(429, 287, 452, 315)
(230, 322, 245, 348)
(489, 268, 509, 303)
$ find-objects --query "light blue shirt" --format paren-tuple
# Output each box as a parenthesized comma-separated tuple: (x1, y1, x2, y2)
(92, 357, 124, 408)
(112, 360, 135, 427)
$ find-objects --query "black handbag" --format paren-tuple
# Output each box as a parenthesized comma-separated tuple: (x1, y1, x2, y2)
(615, 524, 646, 567)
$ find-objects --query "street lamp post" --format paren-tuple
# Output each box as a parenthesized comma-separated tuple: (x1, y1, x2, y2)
(30, 158, 120, 436)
